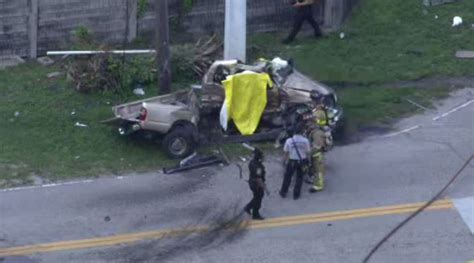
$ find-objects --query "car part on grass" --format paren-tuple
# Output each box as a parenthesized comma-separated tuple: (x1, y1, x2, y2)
(162, 154, 227, 174)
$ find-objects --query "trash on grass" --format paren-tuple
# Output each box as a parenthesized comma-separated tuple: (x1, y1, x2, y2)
(74, 122, 88, 128)
(37, 56, 55, 66)
(14, 111, 20, 117)
(133, 88, 145, 96)
(339, 32, 345, 39)
(452, 16, 463, 27)
(47, 72, 63, 78)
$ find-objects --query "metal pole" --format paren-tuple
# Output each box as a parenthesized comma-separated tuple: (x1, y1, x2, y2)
(156, 0, 171, 94)
(224, 0, 246, 62)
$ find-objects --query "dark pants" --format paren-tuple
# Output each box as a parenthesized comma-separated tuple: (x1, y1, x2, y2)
(286, 6, 322, 42)
(245, 182, 264, 216)
(280, 160, 306, 199)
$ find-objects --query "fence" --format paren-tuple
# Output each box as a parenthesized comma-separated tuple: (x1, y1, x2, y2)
(0, 0, 359, 58)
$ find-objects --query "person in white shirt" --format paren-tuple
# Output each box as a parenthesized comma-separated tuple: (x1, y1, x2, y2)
(279, 123, 311, 200)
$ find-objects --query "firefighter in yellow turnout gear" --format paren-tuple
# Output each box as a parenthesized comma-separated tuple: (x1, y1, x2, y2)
(308, 104, 331, 193)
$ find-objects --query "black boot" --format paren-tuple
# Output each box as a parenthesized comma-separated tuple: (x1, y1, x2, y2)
(252, 212, 265, 220)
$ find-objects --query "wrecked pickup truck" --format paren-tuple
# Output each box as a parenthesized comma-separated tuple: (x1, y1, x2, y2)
(111, 58, 343, 159)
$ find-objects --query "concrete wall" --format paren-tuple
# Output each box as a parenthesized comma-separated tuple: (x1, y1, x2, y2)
(0, 0, 30, 57)
(0, 0, 359, 58)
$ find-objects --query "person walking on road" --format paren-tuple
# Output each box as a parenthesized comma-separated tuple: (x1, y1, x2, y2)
(244, 148, 267, 220)
(279, 123, 311, 200)
(282, 0, 323, 44)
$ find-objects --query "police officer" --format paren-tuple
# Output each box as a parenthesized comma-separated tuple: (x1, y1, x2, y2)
(279, 123, 311, 200)
(244, 148, 266, 220)
(282, 0, 323, 44)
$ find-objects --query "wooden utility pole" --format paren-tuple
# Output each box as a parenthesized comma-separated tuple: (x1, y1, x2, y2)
(156, 0, 171, 94)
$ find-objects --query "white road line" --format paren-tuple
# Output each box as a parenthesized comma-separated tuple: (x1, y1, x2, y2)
(433, 99, 474, 121)
(383, 125, 421, 138)
(0, 179, 94, 193)
(453, 197, 474, 234)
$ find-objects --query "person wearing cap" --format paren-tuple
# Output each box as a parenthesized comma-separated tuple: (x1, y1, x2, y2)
(244, 148, 266, 220)
(279, 123, 311, 200)
(282, 0, 323, 44)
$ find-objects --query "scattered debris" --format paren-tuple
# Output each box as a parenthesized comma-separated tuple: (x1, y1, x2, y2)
(163, 154, 227, 174)
(47, 71, 63, 78)
(455, 50, 474, 59)
(37, 56, 54, 66)
(239, 157, 247, 162)
(133, 88, 146, 96)
(74, 122, 88, 128)
(179, 152, 197, 167)
(13, 111, 20, 117)
(452, 16, 463, 27)
(434, 15, 439, 19)
(71, 111, 76, 116)
(0, 55, 25, 70)
(339, 32, 345, 39)
(104, 216, 111, 222)
(74, 156, 81, 160)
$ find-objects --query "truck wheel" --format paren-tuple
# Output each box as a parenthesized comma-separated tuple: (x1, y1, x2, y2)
(162, 129, 195, 159)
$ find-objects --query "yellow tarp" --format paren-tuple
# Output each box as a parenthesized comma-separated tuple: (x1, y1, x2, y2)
(221, 72, 273, 135)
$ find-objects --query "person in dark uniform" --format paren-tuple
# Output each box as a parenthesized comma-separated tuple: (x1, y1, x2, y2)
(282, 0, 323, 44)
(244, 148, 266, 220)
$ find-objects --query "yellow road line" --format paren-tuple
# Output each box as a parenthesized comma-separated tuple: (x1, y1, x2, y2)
(0, 200, 453, 257)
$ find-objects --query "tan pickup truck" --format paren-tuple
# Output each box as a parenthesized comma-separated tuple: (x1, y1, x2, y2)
(112, 90, 200, 158)
(111, 59, 343, 159)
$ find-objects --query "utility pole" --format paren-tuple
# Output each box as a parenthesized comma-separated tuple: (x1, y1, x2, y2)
(224, 0, 246, 62)
(156, 0, 171, 94)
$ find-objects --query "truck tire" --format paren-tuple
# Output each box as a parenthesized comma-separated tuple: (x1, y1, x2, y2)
(162, 129, 196, 159)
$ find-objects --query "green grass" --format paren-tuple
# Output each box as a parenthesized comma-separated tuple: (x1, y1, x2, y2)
(337, 85, 452, 134)
(0, 63, 174, 187)
(249, 0, 474, 84)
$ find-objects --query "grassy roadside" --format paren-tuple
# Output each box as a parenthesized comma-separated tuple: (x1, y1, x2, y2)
(1, 0, 472, 186)
(248, 0, 473, 136)
(0, 63, 174, 187)
(249, 0, 474, 84)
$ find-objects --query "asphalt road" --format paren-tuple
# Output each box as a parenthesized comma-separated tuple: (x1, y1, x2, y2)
(1, 88, 473, 263)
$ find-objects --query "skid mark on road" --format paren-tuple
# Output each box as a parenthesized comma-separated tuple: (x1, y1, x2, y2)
(0, 200, 454, 257)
